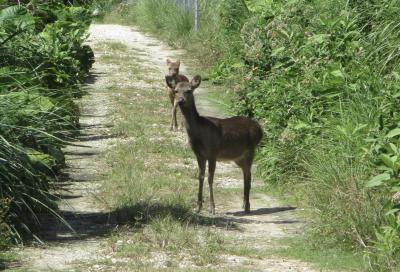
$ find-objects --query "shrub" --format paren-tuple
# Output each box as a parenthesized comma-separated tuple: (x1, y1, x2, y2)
(0, 2, 93, 243)
(232, 0, 400, 269)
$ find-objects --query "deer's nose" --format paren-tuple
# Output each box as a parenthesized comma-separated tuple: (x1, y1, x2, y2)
(177, 97, 185, 105)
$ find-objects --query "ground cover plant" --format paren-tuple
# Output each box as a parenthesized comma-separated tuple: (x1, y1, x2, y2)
(0, 0, 94, 247)
(97, 0, 400, 270)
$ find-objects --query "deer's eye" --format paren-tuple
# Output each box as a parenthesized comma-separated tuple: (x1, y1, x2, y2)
(184, 90, 191, 94)
(174, 90, 178, 94)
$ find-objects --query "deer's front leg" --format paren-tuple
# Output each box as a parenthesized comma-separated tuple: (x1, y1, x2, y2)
(243, 166, 251, 214)
(208, 158, 216, 215)
(170, 102, 178, 131)
(196, 156, 206, 213)
(168, 89, 177, 131)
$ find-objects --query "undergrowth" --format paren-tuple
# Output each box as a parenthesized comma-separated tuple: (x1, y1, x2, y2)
(0, 1, 93, 246)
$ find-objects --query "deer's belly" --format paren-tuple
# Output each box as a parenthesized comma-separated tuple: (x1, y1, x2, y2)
(216, 148, 247, 161)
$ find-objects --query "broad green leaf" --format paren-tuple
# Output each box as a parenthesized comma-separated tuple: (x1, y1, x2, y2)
(385, 208, 400, 216)
(387, 143, 398, 155)
(311, 34, 329, 43)
(271, 47, 285, 57)
(352, 124, 367, 134)
(390, 186, 400, 192)
(244, 0, 270, 12)
(365, 173, 391, 188)
(0, 6, 34, 31)
(294, 121, 310, 130)
(380, 154, 396, 169)
(330, 70, 345, 79)
(386, 128, 400, 138)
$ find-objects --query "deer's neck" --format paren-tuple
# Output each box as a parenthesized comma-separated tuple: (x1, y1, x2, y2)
(180, 102, 201, 134)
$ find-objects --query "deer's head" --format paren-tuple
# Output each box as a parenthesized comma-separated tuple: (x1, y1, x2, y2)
(166, 59, 181, 77)
(165, 75, 201, 108)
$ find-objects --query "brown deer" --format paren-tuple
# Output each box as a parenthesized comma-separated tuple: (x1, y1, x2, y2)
(166, 59, 189, 131)
(165, 75, 263, 214)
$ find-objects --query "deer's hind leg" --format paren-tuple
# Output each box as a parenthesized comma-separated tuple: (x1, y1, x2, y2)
(196, 155, 206, 213)
(207, 158, 216, 215)
(236, 151, 255, 214)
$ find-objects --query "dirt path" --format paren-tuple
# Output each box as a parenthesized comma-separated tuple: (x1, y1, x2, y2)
(9, 24, 316, 272)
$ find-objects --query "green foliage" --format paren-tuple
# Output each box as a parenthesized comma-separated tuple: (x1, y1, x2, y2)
(230, 0, 400, 269)
(0, 2, 93, 245)
(365, 129, 400, 270)
(244, 0, 272, 12)
(0, 198, 11, 250)
(219, 0, 249, 34)
(370, 214, 400, 271)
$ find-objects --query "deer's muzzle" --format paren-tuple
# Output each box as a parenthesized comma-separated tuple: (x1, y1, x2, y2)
(177, 97, 185, 105)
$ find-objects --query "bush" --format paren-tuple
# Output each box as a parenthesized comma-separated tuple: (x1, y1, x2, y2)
(0, 2, 93, 243)
(232, 0, 400, 269)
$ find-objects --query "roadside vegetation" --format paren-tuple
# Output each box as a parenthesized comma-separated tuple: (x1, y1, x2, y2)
(0, 0, 93, 250)
(94, 0, 400, 270)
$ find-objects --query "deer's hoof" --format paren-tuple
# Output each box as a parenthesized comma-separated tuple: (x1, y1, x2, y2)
(243, 201, 250, 212)
(209, 207, 215, 215)
(195, 204, 202, 213)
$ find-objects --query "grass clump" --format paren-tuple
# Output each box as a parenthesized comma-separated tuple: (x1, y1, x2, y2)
(274, 236, 365, 271)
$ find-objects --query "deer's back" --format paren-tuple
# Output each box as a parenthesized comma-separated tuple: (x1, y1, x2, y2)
(203, 116, 263, 160)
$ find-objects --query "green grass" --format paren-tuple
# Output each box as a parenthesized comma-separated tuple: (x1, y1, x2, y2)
(254, 183, 367, 271)
(103, 41, 128, 51)
(0, 251, 18, 270)
(274, 236, 365, 271)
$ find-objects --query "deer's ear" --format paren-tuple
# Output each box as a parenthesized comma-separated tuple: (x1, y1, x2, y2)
(191, 75, 201, 90)
(166, 59, 171, 65)
(165, 75, 176, 89)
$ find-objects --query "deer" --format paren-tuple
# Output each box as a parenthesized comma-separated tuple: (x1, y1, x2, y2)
(166, 59, 189, 131)
(165, 75, 263, 214)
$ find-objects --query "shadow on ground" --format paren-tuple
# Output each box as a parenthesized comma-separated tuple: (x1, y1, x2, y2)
(227, 207, 297, 216)
(30, 201, 299, 244)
